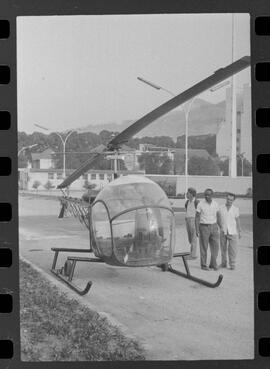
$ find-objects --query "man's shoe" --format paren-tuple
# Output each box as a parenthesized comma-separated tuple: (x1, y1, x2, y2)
(229, 266, 235, 270)
(201, 266, 210, 271)
(209, 265, 219, 271)
(219, 263, 227, 268)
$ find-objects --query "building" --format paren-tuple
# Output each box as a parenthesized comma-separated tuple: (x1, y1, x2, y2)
(240, 83, 252, 162)
(216, 83, 251, 164)
(119, 145, 140, 171)
(19, 168, 144, 191)
(31, 148, 56, 169)
(124, 143, 215, 175)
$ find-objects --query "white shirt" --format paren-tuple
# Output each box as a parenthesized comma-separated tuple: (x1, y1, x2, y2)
(186, 199, 196, 218)
(219, 204, 239, 235)
(196, 199, 219, 224)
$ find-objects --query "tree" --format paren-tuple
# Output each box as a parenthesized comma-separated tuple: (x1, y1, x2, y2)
(44, 180, 55, 191)
(18, 152, 29, 168)
(82, 181, 99, 202)
(216, 157, 252, 176)
(99, 130, 118, 145)
(237, 157, 252, 176)
(246, 187, 252, 196)
(188, 156, 220, 175)
(176, 134, 216, 155)
(138, 136, 175, 148)
(127, 136, 175, 150)
(83, 180, 97, 190)
(32, 180, 41, 192)
(159, 156, 174, 174)
(243, 158, 252, 176)
(156, 180, 176, 197)
(138, 153, 173, 174)
(217, 158, 229, 176)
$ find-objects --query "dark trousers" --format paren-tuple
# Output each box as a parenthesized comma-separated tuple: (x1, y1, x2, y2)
(185, 217, 197, 257)
(199, 223, 220, 268)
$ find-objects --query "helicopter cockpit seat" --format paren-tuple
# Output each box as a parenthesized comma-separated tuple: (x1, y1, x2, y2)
(91, 175, 175, 267)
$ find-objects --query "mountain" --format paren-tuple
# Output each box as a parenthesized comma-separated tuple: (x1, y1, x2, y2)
(78, 98, 226, 140)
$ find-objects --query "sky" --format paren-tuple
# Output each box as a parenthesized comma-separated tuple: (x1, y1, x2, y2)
(17, 13, 250, 134)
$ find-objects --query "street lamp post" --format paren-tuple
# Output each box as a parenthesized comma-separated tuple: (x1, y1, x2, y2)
(137, 76, 194, 196)
(34, 124, 76, 179)
(137, 75, 235, 192)
(55, 130, 76, 179)
(18, 144, 38, 157)
(18, 144, 38, 189)
(230, 13, 237, 178)
(137, 77, 176, 97)
(182, 98, 196, 195)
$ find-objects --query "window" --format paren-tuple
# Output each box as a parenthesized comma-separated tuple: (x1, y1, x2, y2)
(99, 174, 105, 180)
(91, 173, 96, 180)
(83, 174, 88, 180)
(57, 172, 63, 179)
(48, 172, 54, 180)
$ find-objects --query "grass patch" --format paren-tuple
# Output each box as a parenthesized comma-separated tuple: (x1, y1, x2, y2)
(20, 260, 145, 361)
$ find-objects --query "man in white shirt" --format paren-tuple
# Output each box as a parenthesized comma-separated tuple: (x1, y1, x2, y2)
(195, 188, 220, 271)
(218, 193, 241, 270)
(185, 187, 199, 260)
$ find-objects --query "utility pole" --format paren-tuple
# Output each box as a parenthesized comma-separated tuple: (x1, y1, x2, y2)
(230, 13, 237, 178)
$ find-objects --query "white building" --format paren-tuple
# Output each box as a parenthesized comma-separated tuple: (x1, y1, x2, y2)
(240, 83, 252, 162)
(216, 84, 251, 164)
(19, 168, 144, 191)
(31, 148, 56, 169)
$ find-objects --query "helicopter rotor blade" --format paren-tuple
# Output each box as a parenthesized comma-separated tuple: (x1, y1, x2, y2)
(107, 56, 250, 149)
(57, 145, 106, 189)
(57, 56, 250, 189)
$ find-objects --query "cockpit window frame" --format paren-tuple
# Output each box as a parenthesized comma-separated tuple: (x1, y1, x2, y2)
(91, 199, 175, 265)
(91, 199, 113, 257)
(110, 204, 174, 222)
(92, 200, 174, 223)
(110, 205, 175, 266)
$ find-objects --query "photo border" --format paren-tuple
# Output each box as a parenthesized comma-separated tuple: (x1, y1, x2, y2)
(1, 0, 269, 367)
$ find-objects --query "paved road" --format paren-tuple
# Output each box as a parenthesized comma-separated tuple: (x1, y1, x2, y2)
(19, 195, 254, 360)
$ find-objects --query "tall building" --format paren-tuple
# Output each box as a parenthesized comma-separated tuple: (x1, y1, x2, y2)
(216, 84, 251, 166)
(240, 83, 252, 162)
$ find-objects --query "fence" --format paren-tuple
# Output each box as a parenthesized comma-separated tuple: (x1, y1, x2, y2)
(146, 174, 252, 196)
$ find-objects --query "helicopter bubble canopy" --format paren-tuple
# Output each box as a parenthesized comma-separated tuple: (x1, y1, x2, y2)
(91, 175, 175, 267)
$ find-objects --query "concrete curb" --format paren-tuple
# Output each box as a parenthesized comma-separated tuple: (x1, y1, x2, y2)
(19, 255, 149, 355)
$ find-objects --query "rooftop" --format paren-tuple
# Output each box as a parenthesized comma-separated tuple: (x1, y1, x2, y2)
(31, 148, 55, 160)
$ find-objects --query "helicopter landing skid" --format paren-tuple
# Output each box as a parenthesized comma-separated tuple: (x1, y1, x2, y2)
(50, 247, 102, 296)
(160, 252, 223, 288)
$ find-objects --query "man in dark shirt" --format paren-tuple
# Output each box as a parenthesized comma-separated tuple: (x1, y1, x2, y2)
(185, 187, 199, 260)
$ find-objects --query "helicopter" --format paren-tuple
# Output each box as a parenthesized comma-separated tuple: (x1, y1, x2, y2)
(50, 56, 250, 295)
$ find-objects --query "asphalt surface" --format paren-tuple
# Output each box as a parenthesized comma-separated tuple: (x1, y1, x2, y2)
(19, 194, 254, 360)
